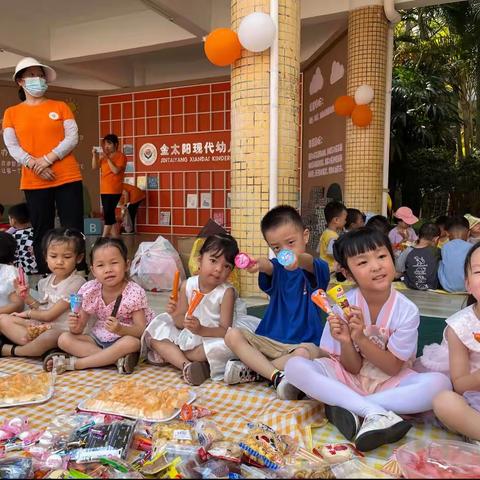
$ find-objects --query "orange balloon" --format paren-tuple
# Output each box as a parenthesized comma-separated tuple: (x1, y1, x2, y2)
(351, 104, 373, 127)
(204, 28, 242, 67)
(334, 95, 355, 116)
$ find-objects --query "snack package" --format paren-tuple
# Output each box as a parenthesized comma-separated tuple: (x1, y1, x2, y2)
(194, 420, 223, 449)
(207, 441, 242, 463)
(69, 293, 83, 314)
(277, 460, 334, 479)
(153, 421, 197, 453)
(170, 270, 180, 301)
(277, 249, 296, 267)
(330, 458, 394, 478)
(311, 289, 333, 315)
(0, 457, 33, 479)
(239, 423, 289, 470)
(26, 322, 52, 340)
(234, 253, 256, 270)
(313, 443, 363, 464)
(186, 289, 205, 317)
(326, 285, 351, 316)
(179, 404, 215, 422)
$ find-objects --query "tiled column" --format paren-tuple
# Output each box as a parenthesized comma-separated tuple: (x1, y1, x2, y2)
(231, 0, 300, 296)
(344, 5, 388, 213)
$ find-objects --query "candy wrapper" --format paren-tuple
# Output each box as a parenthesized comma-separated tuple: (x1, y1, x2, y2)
(26, 322, 52, 340)
(311, 289, 333, 315)
(239, 423, 290, 470)
(195, 419, 223, 449)
(277, 249, 296, 268)
(312, 443, 363, 465)
(186, 289, 205, 317)
(180, 403, 215, 421)
(326, 285, 351, 316)
(207, 441, 243, 463)
(170, 270, 180, 302)
(69, 293, 83, 314)
(234, 253, 256, 270)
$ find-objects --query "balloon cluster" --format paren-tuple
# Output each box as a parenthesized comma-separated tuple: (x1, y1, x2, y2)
(334, 85, 374, 127)
(204, 12, 276, 67)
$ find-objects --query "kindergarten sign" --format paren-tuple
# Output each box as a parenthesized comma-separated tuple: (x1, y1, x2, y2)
(136, 132, 230, 172)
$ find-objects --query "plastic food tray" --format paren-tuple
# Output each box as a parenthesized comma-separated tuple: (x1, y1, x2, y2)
(78, 388, 196, 423)
(0, 372, 55, 408)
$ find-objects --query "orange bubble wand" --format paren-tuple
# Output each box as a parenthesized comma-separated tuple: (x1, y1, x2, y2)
(311, 289, 333, 315)
(186, 289, 205, 317)
(170, 271, 180, 301)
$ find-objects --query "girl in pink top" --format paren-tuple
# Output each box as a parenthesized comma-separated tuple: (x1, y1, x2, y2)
(46, 237, 155, 374)
(285, 228, 451, 452)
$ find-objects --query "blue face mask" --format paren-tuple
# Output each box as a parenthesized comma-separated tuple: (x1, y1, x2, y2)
(23, 77, 48, 97)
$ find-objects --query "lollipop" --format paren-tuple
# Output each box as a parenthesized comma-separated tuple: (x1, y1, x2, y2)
(234, 253, 256, 269)
(170, 271, 180, 301)
(277, 249, 296, 267)
(69, 294, 83, 314)
(311, 289, 333, 315)
(186, 289, 205, 317)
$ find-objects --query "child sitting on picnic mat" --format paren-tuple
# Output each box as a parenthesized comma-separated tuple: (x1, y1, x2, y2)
(0, 232, 24, 316)
(419, 242, 480, 443)
(45, 237, 155, 374)
(284, 227, 451, 452)
(142, 233, 260, 386)
(224, 205, 330, 400)
(0, 228, 85, 358)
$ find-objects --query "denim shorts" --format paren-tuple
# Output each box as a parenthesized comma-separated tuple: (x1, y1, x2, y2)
(90, 333, 118, 349)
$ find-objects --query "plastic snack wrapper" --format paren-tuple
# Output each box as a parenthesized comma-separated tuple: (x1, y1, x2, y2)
(70, 293, 83, 314)
(277, 249, 296, 267)
(234, 253, 256, 270)
(26, 322, 52, 340)
(170, 270, 180, 301)
(313, 443, 364, 465)
(277, 460, 334, 479)
(330, 458, 394, 478)
(195, 419, 223, 449)
(153, 421, 197, 452)
(179, 403, 216, 422)
(311, 289, 333, 315)
(0, 457, 34, 479)
(326, 285, 351, 316)
(206, 441, 243, 463)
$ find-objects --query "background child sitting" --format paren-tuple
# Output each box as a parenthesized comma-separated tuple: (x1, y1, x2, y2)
(388, 206, 418, 251)
(435, 215, 450, 248)
(319, 201, 347, 272)
(365, 214, 391, 237)
(438, 216, 472, 293)
(396, 222, 440, 290)
(8, 203, 37, 275)
(465, 214, 480, 245)
(0, 232, 24, 315)
(345, 208, 365, 232)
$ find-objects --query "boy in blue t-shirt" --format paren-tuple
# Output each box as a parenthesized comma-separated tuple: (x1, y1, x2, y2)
(224, 205, 329, 399)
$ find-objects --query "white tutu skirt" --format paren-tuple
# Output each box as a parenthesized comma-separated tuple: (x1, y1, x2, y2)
(418, 343, 450, 375)
(141, 312, 260, 381)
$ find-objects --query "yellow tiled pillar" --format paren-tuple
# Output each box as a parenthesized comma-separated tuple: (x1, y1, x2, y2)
(231, 0, 300, 296)
(344, 5, 388, 213)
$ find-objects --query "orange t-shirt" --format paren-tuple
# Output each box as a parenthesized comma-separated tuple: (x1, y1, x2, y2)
(122, 183, 146, 204)
(100, 151, 127, 194)
(2, 99, 82, 190)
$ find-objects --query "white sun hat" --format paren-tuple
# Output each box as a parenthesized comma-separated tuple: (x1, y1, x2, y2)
(13, 57, 57, 83)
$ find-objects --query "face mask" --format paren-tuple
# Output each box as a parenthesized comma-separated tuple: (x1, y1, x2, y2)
(23, 77, 48, 97)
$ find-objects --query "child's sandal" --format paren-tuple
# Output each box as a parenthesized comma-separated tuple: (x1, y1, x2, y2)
(51, 354, 77, 374)
(182, 361, 210, 386)
(42, 349, 64, 371)
(116, 352, 139, 374)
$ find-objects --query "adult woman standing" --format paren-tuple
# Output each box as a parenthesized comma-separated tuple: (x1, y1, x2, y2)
(2, 57, 84, 274)
(120, 182, 146, 234)
(92, 134, 127, 238)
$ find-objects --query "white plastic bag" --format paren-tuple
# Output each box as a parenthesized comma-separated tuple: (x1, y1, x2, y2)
(130, 236, 185, 292)
(122, 207, 133, 233)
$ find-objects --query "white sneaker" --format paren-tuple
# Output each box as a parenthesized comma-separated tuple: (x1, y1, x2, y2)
(276, 377, 304, 400)
(224, 360, 262, 385)
(324, 405, 361, 440)
(354, 411, 411, 452)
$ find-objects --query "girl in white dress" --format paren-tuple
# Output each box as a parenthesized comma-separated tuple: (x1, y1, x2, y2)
(0, 232, 24, 316)
(142, 234, 259, 385)
(420, 242, 480, 442)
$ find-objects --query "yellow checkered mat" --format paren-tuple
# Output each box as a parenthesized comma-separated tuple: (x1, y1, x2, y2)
(0, 358, 461, 466)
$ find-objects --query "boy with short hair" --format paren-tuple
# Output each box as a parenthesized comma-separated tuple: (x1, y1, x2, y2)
(396, 222, 440, 290)
(224, 205, 330, 399)
(438, 216, 471, 292)
(319, 201, 347, 272)
(8, 203, 37, 274)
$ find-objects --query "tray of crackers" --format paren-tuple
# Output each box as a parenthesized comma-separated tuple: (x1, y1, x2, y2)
(78, 380, 195, 423)
(0, 371, 55, 407)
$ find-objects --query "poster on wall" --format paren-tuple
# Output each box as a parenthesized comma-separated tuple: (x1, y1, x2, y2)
(301, 31, 348, 253)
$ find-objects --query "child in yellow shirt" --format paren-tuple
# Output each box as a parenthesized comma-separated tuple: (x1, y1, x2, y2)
(319, 201, 347, 272)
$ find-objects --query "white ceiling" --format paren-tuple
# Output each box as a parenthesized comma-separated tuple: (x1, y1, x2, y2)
(0, 0, 464, 91)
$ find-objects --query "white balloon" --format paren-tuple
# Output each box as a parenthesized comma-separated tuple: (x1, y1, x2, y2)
(354, 85, 374, 105)
(238, 12, 276, 53)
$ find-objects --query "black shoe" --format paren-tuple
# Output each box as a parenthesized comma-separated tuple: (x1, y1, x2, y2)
(325, 404, 361, 441)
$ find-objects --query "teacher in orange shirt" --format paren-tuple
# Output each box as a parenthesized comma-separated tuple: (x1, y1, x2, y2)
(92, 134, 127, 237)
(2, 57, 84, 274)
(120, 182, 146, 234)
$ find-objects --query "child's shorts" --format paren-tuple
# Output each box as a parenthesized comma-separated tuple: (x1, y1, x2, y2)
(90, 333, 118, 349)
(239, 329, 318, 360)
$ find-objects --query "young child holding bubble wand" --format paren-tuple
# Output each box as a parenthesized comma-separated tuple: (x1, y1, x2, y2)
(142, 233, 260, 385)
(0, 228, 86, 359)
(285, 227, 452, 451)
